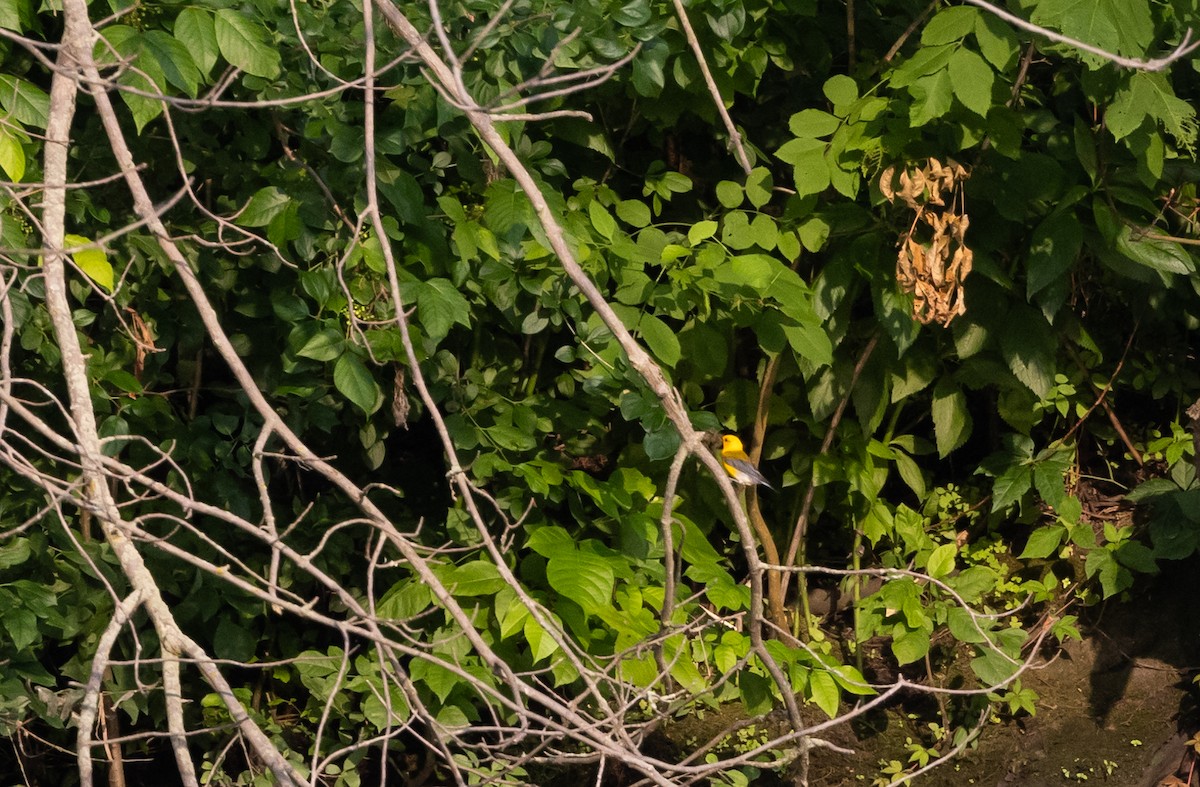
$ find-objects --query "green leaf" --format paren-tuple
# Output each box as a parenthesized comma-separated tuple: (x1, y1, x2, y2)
(808, 669, 840, 718)
(0, 75, 49, 129)
(1116, 225, 1194, 275)
(410, 657, 460, 703)
(991, 464, 1032, 512)
(971, 648, 1019, 686)
(1032, 446, 1073, 508)
(973, 11, 1019, 70)
(688, 220, 718, 244)
(999, 308, 1056, 398)
(1027, 211, 1083, 298)
(237, 187, 291, 227)
(926, 543, 957, 579)
(948, 48, 994, 118)
(3, 608, 37, 651)
(947, 607, 990, 644)
(418, 278, 471, 343)
(616, 199, 651, 228)
(745, 167, 773, 208)
(0, 0, 30, 33)
(175, 8, 219, 74)
(788, 109, 840, 138)
(781, 321, 832, 367)
(909, 69, 953, 127)
(892, 625, 931, 665)
(214, 9, 281, 79)
(588, 201, 616, 241)
(1031, 0, 1152, 69)
(632, 39, 667, 97)
(141, 30, 203, 97)
(214, 617, 257, 661)
(822, 74, 858, 109)
(447, 561, 506, 596)
(922, 6, 978, 44)
(715, 181, 743, 209)
(333, 354, 381, 415)
(1020, 525, 1066, 559)
(546, 550, 615, 614)
(377, 581, 433, 620)
(1107, 71, 1197, 150)
(0, 128, 24, 182)
(63, 234, 113, 292)
(776, 138, 829, 197)
(295, 328, 345, 361)
(931, 379, 971, 457)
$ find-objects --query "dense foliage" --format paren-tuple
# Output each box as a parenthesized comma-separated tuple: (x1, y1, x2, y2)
(1, 0, 1199, 783)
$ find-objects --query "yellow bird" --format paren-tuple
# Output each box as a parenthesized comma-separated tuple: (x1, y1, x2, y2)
(720, 435, 772, 489)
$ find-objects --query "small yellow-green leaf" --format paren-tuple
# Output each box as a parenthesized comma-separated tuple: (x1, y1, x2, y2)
(64, 234, 113, 292)
(0, 129, 23, 181)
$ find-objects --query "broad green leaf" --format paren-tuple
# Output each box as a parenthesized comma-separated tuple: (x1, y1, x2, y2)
(141, 30, 202, 97)
(688, 220, 718, 244)
(931, 379, 970, 457)
(947, 607, 990, 644)
(823, 74, 858, 108)
(1000, 308, 1055, 398)
(447, 561, 506, 596)
(615, 307, 680, 368)
(776, 138, 829, 197)
(781, 321, 832, 367)
(909, 69, 953, 126)
(888, 44, 954, 88)
(631, 39, 667, 97)
(1107, 72, 1197, 150)
(1027, 211, 1083, 298)
(237, 187, 291, 227)
(377, 581, 433, 620)
(926, 543, 957, 579)
(214, 617, 256, 661)
(892, 625, 931, 665)
(991, 464, 1031, 512)
(588, 201, 616, 240)
(546, 550, 615, 614)
(1032, 446, 1073, 508)
(1019, 525, 1066, 559)
(0, 75, 48, 128)
(333, 353, 381, 415)
(1031, 0, 1152, 69)
(175, 8, 219, 74)
(0, 128, 24, 181)
(973, 11, 1020, 70)
(0, 0, 30, 33)
(922, 6, 978, 45)
(1116, 225, 1194, 275)
(948, 48, 993, 117)
(64, 234, 113, 292)
(0, 538, 30, 569)
(3, 609, 37, 651)
(808, 669, 840, 718)
(295, 328, 345, 361)
(715, 181, 743, 209)
(971, 648, 1018, 686)
(616, 199, 651, 227)
(418, 278, 471, 343)
(788, 109, 840, 138)
(410, 658, 460, 703)
(745, 167, 773, 208)
(214, 9, 281, 79)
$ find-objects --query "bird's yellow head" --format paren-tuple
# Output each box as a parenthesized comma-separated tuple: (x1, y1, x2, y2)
(722, 434, 745, 453)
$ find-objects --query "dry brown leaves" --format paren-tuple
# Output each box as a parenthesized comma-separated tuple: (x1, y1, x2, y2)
(880, 157, 974, 326)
